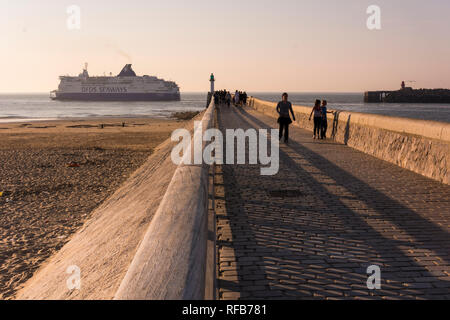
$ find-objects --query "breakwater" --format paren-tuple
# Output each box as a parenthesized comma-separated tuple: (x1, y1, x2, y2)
(248, 97, 450, 185)
(365, 88, 450, 103)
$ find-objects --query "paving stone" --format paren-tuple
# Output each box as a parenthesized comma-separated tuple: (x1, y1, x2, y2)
(215, 106, 450, 300)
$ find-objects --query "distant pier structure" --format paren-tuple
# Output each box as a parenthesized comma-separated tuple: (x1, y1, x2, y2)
(364, 90, 393, 103)
(364, 81, 407, 102)
(365, 81, 450, 103)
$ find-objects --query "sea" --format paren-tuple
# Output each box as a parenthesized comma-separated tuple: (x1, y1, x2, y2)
(0, 92, 449, 123)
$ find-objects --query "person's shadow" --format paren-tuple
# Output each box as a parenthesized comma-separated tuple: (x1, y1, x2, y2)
(331, 111, 340, 140)
(344, 114, 351, 145)
(330, 111, 351, 145)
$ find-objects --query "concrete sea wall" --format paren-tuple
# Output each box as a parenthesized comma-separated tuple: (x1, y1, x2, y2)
(248, 97, 450, 185)
(17, 102, 216, 300)
(114, 100, 216, 300)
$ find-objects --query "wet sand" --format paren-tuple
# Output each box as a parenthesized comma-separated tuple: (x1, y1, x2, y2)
(0, 117, 183, 299)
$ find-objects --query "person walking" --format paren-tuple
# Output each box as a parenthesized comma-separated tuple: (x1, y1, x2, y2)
(276, 93, 296, 143)
(309, 99, 322, 139)
(234, 90, 240, 106)
(225, 91, 231, 107)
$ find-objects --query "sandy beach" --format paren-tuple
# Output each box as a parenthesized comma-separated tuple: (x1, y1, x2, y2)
(0, 117, 186, 299)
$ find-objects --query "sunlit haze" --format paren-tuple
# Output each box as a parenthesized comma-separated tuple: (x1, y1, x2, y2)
(1, 0, 450, 93)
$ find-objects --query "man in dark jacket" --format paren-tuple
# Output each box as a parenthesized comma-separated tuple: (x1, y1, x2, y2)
(276, 93, 296, 143)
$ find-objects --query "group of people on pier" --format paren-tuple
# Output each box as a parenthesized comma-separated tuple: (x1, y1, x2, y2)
(213, 90, 232, 107)
(213, 90, 334, 144)
(276, 93, 334, 143)
(212, 89, 249, 108)
(308, 99, 334, 140)
(214, 90, 248, 107)
(233, 90, 248, 106)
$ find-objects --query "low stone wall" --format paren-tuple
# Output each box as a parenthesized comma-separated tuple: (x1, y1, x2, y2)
(17, 106, 214, 300)
(248, 97, 450, 185)
(114, 100, 216, 300)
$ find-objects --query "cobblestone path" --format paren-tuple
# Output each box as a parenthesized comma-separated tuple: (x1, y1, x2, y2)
(215, 105, 450, 300)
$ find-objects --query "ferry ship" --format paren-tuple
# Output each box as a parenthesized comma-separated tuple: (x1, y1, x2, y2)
(50, 64, 180, 101)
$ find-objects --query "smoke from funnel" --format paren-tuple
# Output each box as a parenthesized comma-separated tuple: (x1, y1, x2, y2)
(116, 48, 132, 63)
(105, 43, 132, 63)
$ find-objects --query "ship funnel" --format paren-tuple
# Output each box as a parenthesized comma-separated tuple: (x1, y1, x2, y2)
(118, 64, 137, 77)
(80, 62, 89, 78)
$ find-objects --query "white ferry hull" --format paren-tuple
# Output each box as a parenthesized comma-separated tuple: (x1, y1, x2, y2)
(52, 92, 180, 101)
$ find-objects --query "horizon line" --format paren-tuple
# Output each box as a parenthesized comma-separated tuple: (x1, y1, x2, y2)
(0, 91, 366, 95)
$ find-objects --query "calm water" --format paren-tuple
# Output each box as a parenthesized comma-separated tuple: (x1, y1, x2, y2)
(0, 93, 208, 122)
(1, 92, 450, 123)
(250, 92, 450, 123)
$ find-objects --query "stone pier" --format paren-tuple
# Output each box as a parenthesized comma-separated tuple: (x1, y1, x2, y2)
(215, 104, 450, 300)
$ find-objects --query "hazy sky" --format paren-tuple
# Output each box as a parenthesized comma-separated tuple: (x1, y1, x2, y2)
(1, 0, 450, 92)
